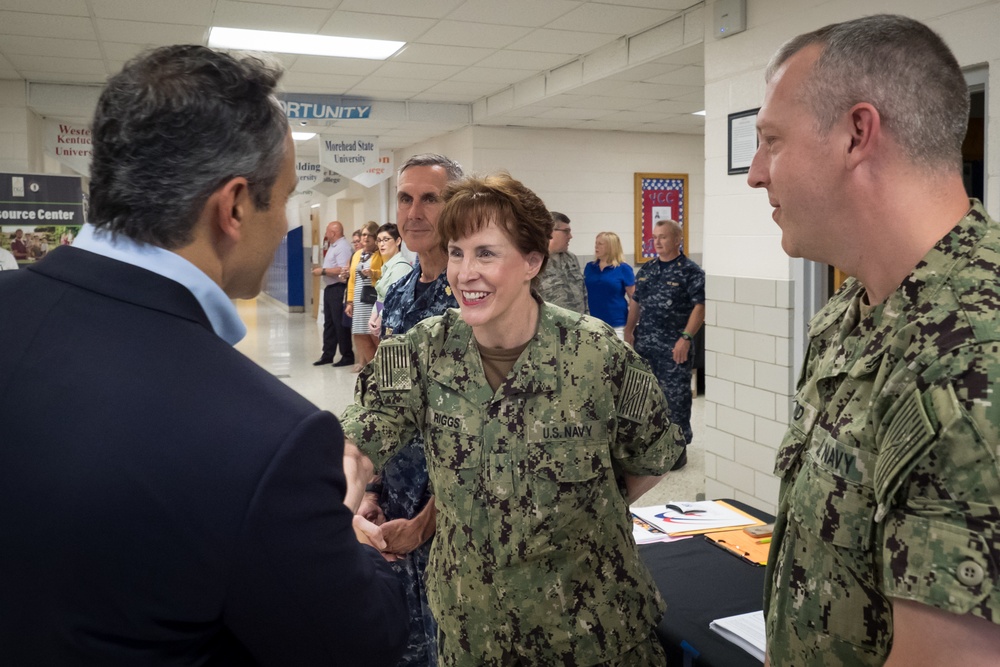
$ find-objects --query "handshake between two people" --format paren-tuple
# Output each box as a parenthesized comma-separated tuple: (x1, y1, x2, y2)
(353, 493, 436, 561)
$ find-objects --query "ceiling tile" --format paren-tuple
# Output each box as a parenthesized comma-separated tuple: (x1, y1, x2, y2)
(99, 42, 149, 61)
(606, 61, 681, 82)
(5, 54, 106, 76)
(593, 0, 701, 10)
(94, 19, 207, 45)
(548, 4, 676, 35)
(633, 98, 703, 114)
(319, 11, 437, 41)
(347, 76, 436, 94)
(372, 61, 465, 80)
(615, 81, 698, 99)
(448, 0, 580, 27)
(475, 49, 573, 71)
(550, 94, 641, 111)
(0, 0, 89, 16)
(538, 106, 612, 120)
(652, 43, 702, 66)
(409, 91, 480, 103)
(213, 1, 333, 32)
(448, 66, 526, 85)
(336, 0, 464, 19)
(289, 55, 383, 76)
(226, 0, 345, 8)
(90, 0, 215, 24)
(646, 64, 703, 86)
(17, 70, 108, 84)
(390, 43, 493, 67)
(417, 21, 531, 49)
(506, 28, 613, 54)
(420, 79, 499, 97)
(280, 71, 365, 92)
(0, 11, 96, 40)
(0, 35, 102, 59)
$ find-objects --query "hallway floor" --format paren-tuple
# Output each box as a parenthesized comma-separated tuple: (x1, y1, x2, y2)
(234, 298, 706, 509)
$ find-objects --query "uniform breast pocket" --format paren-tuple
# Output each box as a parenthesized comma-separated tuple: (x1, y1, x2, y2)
(425, 426, 481, 521)
(520, 440, 613, 556)
(779, 453, 888, 656)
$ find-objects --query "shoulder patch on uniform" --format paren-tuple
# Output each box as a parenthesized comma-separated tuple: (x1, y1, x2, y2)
(375, 339, 412, 391)
(874, 387, 936, 511)
(618, 364, 655, 423)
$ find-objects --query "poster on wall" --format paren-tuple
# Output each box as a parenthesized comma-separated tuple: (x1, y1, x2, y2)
(0, 173, 86, 266)
(634, 173, 688, 263)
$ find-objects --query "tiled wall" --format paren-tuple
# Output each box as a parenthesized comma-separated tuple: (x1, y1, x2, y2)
(0, 80, 30, 173)
(703, 274, 794, 513)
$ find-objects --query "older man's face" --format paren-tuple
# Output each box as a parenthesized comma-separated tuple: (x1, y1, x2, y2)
(396, 165, 449, 255)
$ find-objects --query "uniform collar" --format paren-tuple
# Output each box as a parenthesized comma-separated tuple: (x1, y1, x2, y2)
(428, 297, 561, 403)
(808, 199, 989, 380)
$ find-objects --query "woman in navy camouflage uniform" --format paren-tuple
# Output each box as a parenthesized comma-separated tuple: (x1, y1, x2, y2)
(343, 173, 684, 667)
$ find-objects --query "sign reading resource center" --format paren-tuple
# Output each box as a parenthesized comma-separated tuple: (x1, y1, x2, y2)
(0, 173, 85, 224)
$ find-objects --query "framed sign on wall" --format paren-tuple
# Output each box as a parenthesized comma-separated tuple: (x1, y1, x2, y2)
(728, 108, 759, 175)
(634, 173, 688, 264)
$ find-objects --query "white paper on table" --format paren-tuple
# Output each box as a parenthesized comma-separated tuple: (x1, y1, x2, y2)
(631, 500, 758, 535)
(631, 514, 694, 545)
(709, 610, 766, 663)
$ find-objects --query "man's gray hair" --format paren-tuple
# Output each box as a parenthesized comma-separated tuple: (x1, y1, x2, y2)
(89, 45, 289, 249)
(767, 14, 969, 172)
(398, 153, 464, 182)
(655, 218, 683, 239)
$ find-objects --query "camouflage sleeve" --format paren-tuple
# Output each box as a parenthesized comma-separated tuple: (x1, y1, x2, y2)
(877, 342, 1000, 622)
(609, 340, 685, 475)
(340, 335, 423, 471)
(688, 263, 706, 305)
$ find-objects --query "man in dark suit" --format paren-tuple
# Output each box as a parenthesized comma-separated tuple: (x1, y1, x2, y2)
(0, 45, 406, 665)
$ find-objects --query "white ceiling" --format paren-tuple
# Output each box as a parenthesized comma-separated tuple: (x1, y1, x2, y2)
(0, 0, 707, 150)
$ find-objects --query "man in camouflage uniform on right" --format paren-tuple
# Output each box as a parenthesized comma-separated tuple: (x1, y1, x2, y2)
(748, 14, 1000, 665)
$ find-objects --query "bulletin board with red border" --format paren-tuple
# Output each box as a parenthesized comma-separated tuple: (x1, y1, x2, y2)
(634, 172, 688, 264)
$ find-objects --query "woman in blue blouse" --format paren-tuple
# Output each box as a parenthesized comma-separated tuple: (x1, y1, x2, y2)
(584, 231, 635, 338)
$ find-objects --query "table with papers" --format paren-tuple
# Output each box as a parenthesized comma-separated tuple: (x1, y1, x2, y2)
(638, 499, 774, 667)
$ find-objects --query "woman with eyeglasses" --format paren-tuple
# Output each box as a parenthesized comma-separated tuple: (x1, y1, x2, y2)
(368, 223, 412, 340)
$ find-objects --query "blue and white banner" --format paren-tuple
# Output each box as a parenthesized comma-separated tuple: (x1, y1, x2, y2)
(278, 93, 371, 121)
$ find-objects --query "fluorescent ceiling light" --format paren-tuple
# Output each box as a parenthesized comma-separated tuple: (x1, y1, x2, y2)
(209, 27, 404, 60)
(292, 132, 316, 141)
(692, 110, 706, 116)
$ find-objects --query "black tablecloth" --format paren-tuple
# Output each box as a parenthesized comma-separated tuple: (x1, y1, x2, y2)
(639, 500, 774, 667)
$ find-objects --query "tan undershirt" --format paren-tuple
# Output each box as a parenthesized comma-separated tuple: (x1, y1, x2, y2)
(477, 341, 530, 392)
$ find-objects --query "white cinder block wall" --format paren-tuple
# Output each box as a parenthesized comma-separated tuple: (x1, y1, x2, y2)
(703, 0, 1000, 512)
(0, 80, 32, 173)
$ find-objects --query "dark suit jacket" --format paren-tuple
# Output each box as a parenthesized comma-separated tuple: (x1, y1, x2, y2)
(0, 246, 406, 665)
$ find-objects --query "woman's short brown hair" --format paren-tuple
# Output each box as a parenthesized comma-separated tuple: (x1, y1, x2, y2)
(439, 172, 552, 285)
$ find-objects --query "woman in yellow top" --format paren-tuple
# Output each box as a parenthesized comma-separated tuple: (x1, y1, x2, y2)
(345, 221, 383, 372)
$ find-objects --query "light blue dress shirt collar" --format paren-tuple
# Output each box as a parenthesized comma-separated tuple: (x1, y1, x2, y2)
(73, 223, 247, 345)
